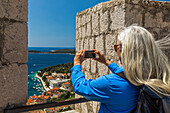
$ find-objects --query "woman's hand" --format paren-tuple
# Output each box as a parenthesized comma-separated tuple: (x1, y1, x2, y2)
(92, 49, 111, 66)
(74, 49, 86, 66)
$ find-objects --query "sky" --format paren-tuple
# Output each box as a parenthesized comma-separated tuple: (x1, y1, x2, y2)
(28, 0, 170, 47)
(28, 0, 110, 47)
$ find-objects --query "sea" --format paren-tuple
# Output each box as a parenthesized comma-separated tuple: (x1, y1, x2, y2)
(27, 47, 75, 98)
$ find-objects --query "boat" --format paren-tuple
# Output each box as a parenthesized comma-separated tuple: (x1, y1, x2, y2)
(33, 64, 36, 66)
(31, 71, 34, 74)
(33, 87, 35, 89)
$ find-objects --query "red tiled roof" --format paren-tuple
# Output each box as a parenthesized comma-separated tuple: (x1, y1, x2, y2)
(27, 99, 34, 103)
(61, 105, 67, 108)
(53, 87, 59, 90)
(35, 99, 43, 103)
(63, 82, 70, 85)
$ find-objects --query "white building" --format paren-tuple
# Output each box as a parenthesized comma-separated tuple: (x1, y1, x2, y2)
(49, 79, 70, 89)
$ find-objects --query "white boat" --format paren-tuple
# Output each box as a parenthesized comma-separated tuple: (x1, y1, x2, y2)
(31, 71, 34, 74)
(33, 64, 36, 66)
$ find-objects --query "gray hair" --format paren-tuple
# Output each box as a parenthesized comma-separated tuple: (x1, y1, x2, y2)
(118, 25, 170, 96)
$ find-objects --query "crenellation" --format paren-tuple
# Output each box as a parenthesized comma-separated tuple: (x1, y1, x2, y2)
(0, 0, 28, 22)
(0, 0, 28, 112)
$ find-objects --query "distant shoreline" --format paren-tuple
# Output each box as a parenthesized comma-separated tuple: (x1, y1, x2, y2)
(28, 49, 75, 55)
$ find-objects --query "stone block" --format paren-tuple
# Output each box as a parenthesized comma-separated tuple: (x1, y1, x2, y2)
(95, 35, 104, 54)
(0, 21, 28, 64)
(82, 26, 86, 38)
(86, 13, 91, 23)
(89, 37, 95, 50)
(0, 0, 28, 22)
(81, 14, 86, 26)
(76, 16, 81, 28)
(105, 34, 118, 61)
(125, 4, 144, 27)
(85, 71, 92, 79)
(97, 62, 108, 76)
(92, 12, 100, 36)
(110, 4, 125, 31)
(77, 27, 82, 39)
(91, 60, 97, 74)
(80, 38, 84, 50)
(93, 101, 99, 113)
(100, 10, 109, 34)
(81, 102, 88, 113)
(76, 39, 80, 53)
(0, 63, 28, 109)
(144, 8, 170, 28)
(76, 29, 79, 39)
(84, 38, 89, 50)
(86, 22, 91, 37)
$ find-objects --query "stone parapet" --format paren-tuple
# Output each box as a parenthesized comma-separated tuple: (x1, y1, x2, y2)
(0, 0, 28, 112)
(75, 0, 170, 113)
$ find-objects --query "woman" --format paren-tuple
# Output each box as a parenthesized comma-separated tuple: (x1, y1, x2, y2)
(71, 25, 170, 113)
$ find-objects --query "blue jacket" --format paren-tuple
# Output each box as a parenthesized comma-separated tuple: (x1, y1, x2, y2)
(71, 63, 140, 113)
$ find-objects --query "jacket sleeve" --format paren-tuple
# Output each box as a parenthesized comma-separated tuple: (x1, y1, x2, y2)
(108, 63, 124, 74)
(71, 65, 111, 103)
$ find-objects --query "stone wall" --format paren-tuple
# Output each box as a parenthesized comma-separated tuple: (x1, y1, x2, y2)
(75, 0, 170, 113)
(0, 0, 28, 112)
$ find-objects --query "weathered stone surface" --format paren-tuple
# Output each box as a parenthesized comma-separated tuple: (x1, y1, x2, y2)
(76, 16, 81, 28)
(89, 37, 96, 74)
(144, 8, 170, 28)
(76, 39, 79, 53)
(97, 62, 108, 76)
(125, 4, 144, 26)
(147, 27, 170, 41)
(110, 4, 125, 31)
(86, 22, 91, 37)
(81, 102, 88, 113)
(77, 27, 82, 39)
(91, 60, 97, 74)
(75, 0, 170, 112)
(85, 71, 92, 79)
(81, 14, 86, 26)
(82, 38, 91, 71)
(95, 35, 104, 54)
(100, 10, 109, 34)
(80, 38, 84, 50)
(82, 26, 86, 38)
(0, 0, 28, 22)
(0, 22, 28, 64)
(92, 12, 100, 36)
(93, 101, 99, 113)
(105, 34, 118, 62)
(89, 37, 95, 50)
(86, 13, 91, 23)
(0, 63, 28, 109)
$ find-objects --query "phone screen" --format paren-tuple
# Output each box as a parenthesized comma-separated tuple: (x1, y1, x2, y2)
(85, 50, 96, 58)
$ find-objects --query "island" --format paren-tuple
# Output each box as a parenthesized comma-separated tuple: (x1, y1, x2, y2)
(29, 49, 75, 54)
(27, 63, 75, 112)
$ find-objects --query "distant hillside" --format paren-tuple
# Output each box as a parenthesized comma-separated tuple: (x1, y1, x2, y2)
(28, 49, 75, 54)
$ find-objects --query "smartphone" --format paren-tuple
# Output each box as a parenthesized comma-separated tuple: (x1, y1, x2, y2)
(85, 50, 96, 58)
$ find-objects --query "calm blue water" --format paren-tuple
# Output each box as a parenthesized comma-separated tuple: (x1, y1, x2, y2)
(27, 47, 75, 98)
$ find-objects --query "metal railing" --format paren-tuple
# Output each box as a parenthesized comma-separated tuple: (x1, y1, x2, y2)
(4, 98, 89, 113)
